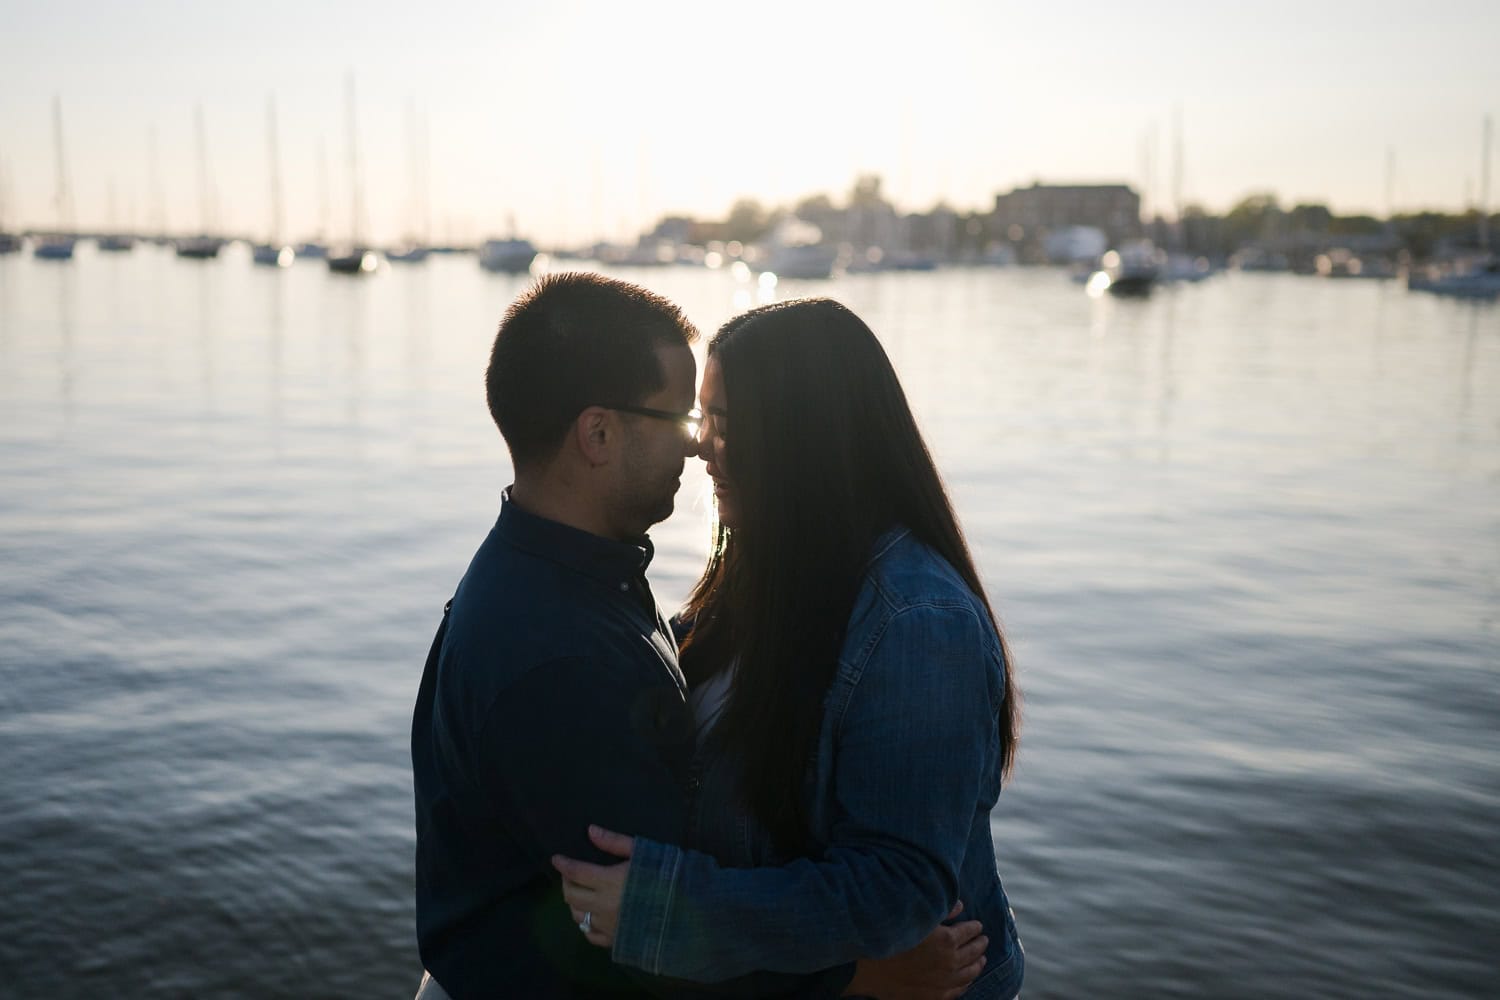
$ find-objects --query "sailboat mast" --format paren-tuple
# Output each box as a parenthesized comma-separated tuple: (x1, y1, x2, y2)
(404, 101, 415, 244)
(346, 74, 362, 247)
(53, 95, 71, 231)
(148, 125, 165, 238)
(1384, 147, 1395, 221)
(1481, 114, 1492, 254)
(267, 95, 283, 245)
(421, 108, 432, 245)
(318, 138, 330, 242)
(1173, 105, 1184, 249)
(195, 104, 210, 236)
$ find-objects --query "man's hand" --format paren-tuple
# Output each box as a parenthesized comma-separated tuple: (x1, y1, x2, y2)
(841, 902, 988, 1000)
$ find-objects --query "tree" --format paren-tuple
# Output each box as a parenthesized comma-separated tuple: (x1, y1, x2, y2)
(724, 198, 772, 244)
(1223, 192, 1283, 245)
(1289, 203, 1333, 233)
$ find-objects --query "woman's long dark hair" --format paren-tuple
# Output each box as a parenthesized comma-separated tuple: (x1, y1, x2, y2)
(680, 298, 1019, 856)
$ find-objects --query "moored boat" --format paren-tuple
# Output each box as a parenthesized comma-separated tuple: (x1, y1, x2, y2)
(764, 242, 837, 279)
(386, 244, 429, 264)
(37, 98, 75, 262)
(1408, 258, 1500, 300)
(34, 236, 76, 260)
(176, 235, 223, 259)
(478, 237, 537, 274)
(754, 218, 836, 279)
(252, 97, 293, 269)
(253, 243, 294, 267)
(328, 248, 378, 274)
(1090, 240, 1161, 296)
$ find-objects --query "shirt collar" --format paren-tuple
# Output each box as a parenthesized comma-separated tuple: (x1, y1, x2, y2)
(496, 487, 655, 586)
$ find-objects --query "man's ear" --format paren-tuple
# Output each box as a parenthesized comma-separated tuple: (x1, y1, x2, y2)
(573, 406, 614, 467)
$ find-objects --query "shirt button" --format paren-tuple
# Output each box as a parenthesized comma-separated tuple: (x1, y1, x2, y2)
(619, 582, 629, 592)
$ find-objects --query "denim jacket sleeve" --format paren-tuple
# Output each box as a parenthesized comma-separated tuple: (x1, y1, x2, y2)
(612, 601, 1003, 981)
(485, 658, 848, 999)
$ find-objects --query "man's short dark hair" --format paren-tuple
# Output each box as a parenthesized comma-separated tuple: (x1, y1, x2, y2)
(486, 271, 699, 466)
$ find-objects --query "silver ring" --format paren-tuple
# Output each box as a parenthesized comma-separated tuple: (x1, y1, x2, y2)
(579, 911, 592, 934)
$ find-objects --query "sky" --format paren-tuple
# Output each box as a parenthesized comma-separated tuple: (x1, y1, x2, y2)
(2, 0, 1497, 246)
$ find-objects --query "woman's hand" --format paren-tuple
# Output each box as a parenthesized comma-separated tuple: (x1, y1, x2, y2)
(841, 902, 988, 1000)
(551, 825, 636, 949)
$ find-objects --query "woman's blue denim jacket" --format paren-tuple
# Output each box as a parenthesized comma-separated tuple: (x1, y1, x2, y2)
(614, 528, 1024, 999)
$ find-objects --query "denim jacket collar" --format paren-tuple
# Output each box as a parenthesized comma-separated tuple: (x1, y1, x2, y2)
(867, 524, 912, 568)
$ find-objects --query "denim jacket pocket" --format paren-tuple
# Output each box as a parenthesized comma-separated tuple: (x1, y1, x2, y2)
(963, 943, 1022, 1000)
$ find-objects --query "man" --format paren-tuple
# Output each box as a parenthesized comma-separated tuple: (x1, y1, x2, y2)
(410, 272, 848, 999)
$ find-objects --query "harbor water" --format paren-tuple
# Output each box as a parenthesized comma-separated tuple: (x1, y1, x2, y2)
(1, 245, 1496, 997)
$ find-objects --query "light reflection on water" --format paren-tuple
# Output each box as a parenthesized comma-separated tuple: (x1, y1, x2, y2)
(1, 244, 1497, 997)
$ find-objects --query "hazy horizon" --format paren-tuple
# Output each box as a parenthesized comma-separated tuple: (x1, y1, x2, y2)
(3, 0, 1496, 245)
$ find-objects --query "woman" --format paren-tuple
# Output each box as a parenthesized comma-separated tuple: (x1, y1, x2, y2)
(554, 298, 1023, 999)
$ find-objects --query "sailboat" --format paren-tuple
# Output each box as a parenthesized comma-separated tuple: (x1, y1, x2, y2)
(1408, 115, 1500, 300)
(329, 75, 377, 275)
(176, 105, 224, 259)
(386, 103, 429, 263)
(0, 159, 21, 253)
(296, 139, 330, 259)
(252, 96, 293, 267)
(145, 126, 170, 245)
(97, 179, 135, 252)
(34, 97, 76, 260)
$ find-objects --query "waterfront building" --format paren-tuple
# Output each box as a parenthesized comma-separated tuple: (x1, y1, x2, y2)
(991, 183, 1142, 259)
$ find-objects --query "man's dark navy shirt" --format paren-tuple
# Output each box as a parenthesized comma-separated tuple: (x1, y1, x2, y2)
(411, 495, 842, 999)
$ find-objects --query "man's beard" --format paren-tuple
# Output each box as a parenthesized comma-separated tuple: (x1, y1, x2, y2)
(617, 448, 681, 535)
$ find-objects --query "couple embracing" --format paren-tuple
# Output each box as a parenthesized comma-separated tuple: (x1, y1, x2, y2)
(411, 272, 1024, 999)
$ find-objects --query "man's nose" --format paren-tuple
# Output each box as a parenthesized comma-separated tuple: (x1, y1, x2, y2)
(692, 428, 714, 462)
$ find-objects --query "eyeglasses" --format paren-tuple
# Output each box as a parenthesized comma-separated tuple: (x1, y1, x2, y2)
(602, 404, 703, 437)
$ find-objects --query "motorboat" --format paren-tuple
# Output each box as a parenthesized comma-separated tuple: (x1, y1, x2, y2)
(754, 218, 836, 279)
(764, 242, 837, 279)
(479, 237, 537, 274)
